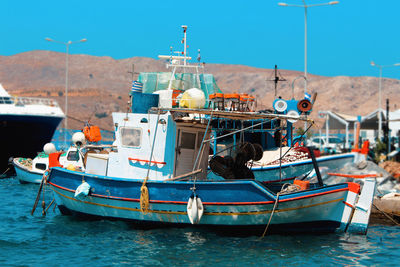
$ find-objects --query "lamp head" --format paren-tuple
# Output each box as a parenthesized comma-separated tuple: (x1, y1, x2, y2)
(80, 38, 87, 43)
(329, 1, 339, 5)
(278, 2, 288, 6)
(45, 37, 53, 42)
(370, 61, 375, 66)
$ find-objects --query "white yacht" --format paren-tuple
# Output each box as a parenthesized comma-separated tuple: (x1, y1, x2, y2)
(0, 83, 64, 172)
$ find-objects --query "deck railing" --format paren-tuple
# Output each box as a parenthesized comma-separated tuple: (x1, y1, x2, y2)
(0, 96, 60, 107)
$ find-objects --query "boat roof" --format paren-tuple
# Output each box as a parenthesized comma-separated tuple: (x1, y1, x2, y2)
(138, 72, 222, 99)
(151, 107, 313, 122)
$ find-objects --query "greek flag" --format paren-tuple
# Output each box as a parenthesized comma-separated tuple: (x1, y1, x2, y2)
(304, 92, 311, 101)
(131, 81, 143, 93)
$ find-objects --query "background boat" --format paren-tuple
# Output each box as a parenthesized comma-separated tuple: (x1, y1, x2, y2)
(0, 84, 64, 174)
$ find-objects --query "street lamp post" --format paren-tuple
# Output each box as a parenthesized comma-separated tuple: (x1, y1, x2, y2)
(278, 1, 339, 94)
(370, 61, 400, 140)
(45, 37, 87, 144)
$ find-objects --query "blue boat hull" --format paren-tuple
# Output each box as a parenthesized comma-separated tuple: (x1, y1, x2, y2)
(47, 167, 361, 234)
(1, 114, 62, 172)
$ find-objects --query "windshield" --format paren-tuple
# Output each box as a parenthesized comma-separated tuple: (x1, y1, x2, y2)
(328, 137, 342, 144)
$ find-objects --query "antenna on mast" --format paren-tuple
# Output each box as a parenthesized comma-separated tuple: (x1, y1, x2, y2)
(169, 46, 173, 64)
(197, 49, 201, 66)
(127, 63, 139, 82)
(267, 65, 286, 97)
(182, 25, 188, 66)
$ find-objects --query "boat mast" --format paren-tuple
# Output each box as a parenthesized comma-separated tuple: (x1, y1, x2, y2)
(267, 65, 286, 97)
(182, 25, 187, 66)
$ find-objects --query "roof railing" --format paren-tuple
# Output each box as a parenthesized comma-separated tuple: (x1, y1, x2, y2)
(0, 96, 60, 107)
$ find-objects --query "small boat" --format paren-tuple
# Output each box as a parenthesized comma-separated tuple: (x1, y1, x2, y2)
(13, 129, 112, 184)
(44, 26, 376, 235)
(13, 145, 84, 184)
(0, 83, 64, 172)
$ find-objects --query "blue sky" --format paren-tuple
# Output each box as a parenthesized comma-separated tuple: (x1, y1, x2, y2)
(1, 0, 399, 79)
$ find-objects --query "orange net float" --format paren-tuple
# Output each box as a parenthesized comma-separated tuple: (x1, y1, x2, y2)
(83, 125, 102, 143)
(224, 93, 240, 110)
(209, 93, 225, 110)
(209, 93, 224, 100)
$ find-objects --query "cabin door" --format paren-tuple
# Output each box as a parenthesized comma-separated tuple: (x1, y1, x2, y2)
(175, 130, 204, 177)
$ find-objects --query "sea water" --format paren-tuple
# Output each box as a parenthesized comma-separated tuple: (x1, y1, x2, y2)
(0, 177, 399, 266)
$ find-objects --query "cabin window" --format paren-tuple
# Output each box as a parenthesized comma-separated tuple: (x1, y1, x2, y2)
(35, 163, 47, 170)
(180, 132, 196, 149)
(67, 151, 80, 161)
(120, 127, 142, 147)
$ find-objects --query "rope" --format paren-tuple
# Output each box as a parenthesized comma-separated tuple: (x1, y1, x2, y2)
(31, 170, 49, 215)
(140, 110, 161, 214)
(279, 122, 283, 182)
(261, 192, 280, 238)
(274, 121, 314, 165)
(45, 198, 55, 214)
(66, 115, 109, 131)
(260, 182, 303, 238)
(372, 203, 400, 226)
(1, 167, 10, 177)
(192, 111, 214, 185)
(280, 183, 301, 193)
(41, 171, 47, 216)
(140, 184, 150, 214)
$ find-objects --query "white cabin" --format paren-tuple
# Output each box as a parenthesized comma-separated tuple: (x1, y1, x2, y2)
(85, 112, 210, 181)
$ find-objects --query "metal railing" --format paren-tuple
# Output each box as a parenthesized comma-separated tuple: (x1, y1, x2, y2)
(0, 96, 60, 107)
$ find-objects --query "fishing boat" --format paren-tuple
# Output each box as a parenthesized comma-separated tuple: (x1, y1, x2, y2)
(0, 83, 64, 173)
(13, 127, 112, 184)
(44, 26, 376, 235)
(13, 144, 84, 184)
(205, 89, 362, 184)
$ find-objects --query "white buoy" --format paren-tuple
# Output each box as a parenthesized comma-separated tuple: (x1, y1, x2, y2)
(187, 195, 204, 224)
(43, 143, 56, 155)
(72, 132, 86, 146)
(74, 182, 91, 200)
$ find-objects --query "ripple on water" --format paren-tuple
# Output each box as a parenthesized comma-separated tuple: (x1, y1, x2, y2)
(1, 176, 400, 266)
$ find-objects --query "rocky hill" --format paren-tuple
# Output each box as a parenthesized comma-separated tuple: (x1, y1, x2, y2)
(1, 50, 399, 131)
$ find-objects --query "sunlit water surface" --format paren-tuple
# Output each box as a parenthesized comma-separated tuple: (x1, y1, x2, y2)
(1, 177, 399, 266)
